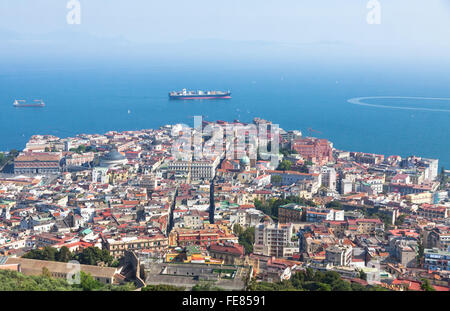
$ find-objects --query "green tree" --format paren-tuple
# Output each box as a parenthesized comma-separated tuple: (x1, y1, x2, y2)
(254, 196, 316, 221)
(326, 201, 343, 210)
(56, 246, 72, 262)
(76, 271, 104, 291)
(9, 149, 19, 158)
(41, 267, 52, 278)
(73, 247, 113, 266)
(359, 270, 367, 281)
(142, 284, 185, 291)
(42, 246, 58, 261)
(439, 167, 448, 190)
(295, 165, 309, 173)
(417, 238, 425, 266)
(420, 279, 435, 291)
(277, 160, 292, 171)
(191, 281, 224, 291)
(236, 226, 255, 254)
(395, 214, 406, 226)
(233, 223, 244, 236)
(0, 270, 77, 291)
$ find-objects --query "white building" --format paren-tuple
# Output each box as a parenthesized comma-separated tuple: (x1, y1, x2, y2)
(254, 222, 293, 258)
(325, 244, 353, 266)
(168, 157, 220, 180)
(341, 179, 353, 194)
(321, 166, 337, 190)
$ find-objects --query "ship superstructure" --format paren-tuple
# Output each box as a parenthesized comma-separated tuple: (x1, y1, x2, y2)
(169, 89, 231, 100)
(13, 99, 45, 107)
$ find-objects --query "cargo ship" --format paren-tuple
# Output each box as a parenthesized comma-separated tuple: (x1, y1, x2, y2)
(13, 99, 45, 108)
(169, 89, 231, 100)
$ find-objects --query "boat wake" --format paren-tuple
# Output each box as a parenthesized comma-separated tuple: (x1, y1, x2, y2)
(347, 96, 450, 113)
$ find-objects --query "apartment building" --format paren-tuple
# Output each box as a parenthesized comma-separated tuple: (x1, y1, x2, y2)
(306, 207, 344, 223)
(325, 244, 353, 266)
(254, 222, 293, 258)
(424, 248, 450, 271)
(278, 203, 304, 223)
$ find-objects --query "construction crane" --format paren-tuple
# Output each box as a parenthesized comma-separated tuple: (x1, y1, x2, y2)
(308, 128, 322, 137)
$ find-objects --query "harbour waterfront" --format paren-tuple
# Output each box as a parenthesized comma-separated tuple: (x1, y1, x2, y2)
(0, 62, 449, 168)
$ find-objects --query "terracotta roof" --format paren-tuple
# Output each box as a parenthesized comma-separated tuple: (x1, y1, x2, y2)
(15, 152, 61, 162)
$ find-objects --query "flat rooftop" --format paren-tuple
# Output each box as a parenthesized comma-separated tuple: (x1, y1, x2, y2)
(144, 263, 249, 290)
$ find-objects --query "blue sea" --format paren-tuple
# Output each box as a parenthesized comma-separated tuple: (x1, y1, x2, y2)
(1, 61, 449, 168)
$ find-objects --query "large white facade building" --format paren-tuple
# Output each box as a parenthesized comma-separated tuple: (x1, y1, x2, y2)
(254, 222, 293, 258)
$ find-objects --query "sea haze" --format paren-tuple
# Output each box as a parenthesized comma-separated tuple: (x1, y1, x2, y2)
(0, 61, 449, 168)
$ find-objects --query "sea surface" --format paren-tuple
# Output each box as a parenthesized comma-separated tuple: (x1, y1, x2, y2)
(0, 62, 449, 168)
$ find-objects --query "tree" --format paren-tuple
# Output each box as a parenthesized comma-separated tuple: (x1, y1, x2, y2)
(277, 160, 292, 171)
(417, 238, 425, 266)
(303, 282, 332, 291)
(326, 201, 343, 210)
(359, 270, 367, 281)
(24, 246, 115, 267)
(295, 165, 309, 173)
(233, 223, 244, 236)
(251, 269, 387, 292)
(191, 282, 224, 291)
(0, 269, 136, 291)
(42, 246, 57, 261)
(279, 147, 297, 157)
(56, 246, 72, 262)
(439, 167, 448, 190)
(254, 196, 316, 221)
(395, 214, 406, 226)
(9, 149, 19, 158)
(236, 226, 255, 254)
(77, 271, 104, 291)
(73, 247, 113, 266)
(420, 279, 435, 291)
(41, 267, 52, 278)
(142, 284, 185, 291)
(351, 282, 366, 291)
(0, 270, 76, 291)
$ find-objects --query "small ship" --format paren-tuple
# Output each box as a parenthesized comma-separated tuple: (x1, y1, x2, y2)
(13, 99, 45, 108)
(169, 89, 231, 100)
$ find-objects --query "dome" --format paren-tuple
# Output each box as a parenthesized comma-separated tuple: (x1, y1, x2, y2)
(99, 149, 128, 168)
(240, 155, 250, 166)
(102, 149, 126, 161)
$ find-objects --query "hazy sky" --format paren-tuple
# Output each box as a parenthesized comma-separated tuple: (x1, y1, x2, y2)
(1, 0, 450, 64)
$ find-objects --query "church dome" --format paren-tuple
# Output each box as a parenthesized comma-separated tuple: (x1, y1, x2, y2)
(240, 155, 250, 166)
(99, 149, 127, 168)
(102, 149, 126, 161)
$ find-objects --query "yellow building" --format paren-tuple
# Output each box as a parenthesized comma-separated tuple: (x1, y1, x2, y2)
(405, 192, 432, 204)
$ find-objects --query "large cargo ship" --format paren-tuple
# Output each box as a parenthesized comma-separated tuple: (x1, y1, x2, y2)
(13, 99, 45, 108)
(169, 89, 231, 100)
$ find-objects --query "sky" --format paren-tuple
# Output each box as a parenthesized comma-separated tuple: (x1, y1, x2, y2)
(1, 0, 450, 66)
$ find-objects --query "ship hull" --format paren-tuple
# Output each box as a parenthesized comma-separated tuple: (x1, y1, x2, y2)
(169, 95, 231, 100)
(13, 104, 45, 107)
